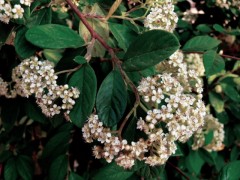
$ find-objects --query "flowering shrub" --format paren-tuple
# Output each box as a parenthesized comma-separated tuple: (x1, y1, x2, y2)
(0, 0, 240, 179)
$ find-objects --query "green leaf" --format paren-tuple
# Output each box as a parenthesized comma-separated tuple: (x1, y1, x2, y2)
(186, 151, 204, 175)
(4, 158, 18, 180)
(41, 131, 71, 160)
(109, 23, 136, 52)
(79, 4, 109, 57)
(122, 30, 180, 71)
(233, 124, 240, 139)
(203, 50, 225, 76)
(230, 146, 239, 162)
(123, 116, 138, 142)
(69, 64, 97, 127)
(69, 172, 84, 180)
(16, 155, 33, 180)
(49, 155, 68, 180)
(92, 162, 134, 180)
(127, 66, 156, 84)
(73, 56, 87, 64)
(198, 149, 216, 165)
(209, 92, 224, 113)
(43, 49, 64, 64)
(14, 27, 37, 59)
(96, 70, 127, 126)
(24, 101, 48, 123)
(213, 24, 225, 33)
(134, 161, 165, 179)
(26, 7, 52, 28)
(228, 103, 240, 119)
(182, 35, 221, 52)
(218, 161, 240, 180)
(221, 83, 240, 102)
(172, 143, 183, 157)
(197, 24, 212, 33)
(204, 130, 214, 145)
(26, 24, 84, 49)
(216, 111, 229, 124)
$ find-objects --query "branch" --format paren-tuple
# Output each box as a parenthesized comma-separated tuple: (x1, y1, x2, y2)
(167, 161, 189, 180)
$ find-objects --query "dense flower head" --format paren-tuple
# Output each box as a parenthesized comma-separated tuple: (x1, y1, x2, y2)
(0, 56, 80, 117)
(144, 0, 178, 32)
(137, 75, 206, 143)
(192, 114, 225, 151)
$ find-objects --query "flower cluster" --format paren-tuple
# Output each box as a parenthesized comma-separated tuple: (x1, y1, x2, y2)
(182, 8, 204, 24)
(0, 77, 17, 98)
(156, 51, 204, 95)
(144, 0, 178, 32)
(137, 74, 206, 143)
(82, 114, 176, 168)
(216, 0, 240, 9)
(0, 56, 80, 117)
(0, 0, 31, 24)
(192, 114, 225, 152)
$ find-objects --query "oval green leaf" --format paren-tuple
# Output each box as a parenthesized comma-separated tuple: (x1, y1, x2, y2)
(203, 50, 225, 76)
(182, 35, 221, 52)
(14, 27, 37, 59)
(16, 156, 33, 180)
(122, 30, 180, 72)
(69, 64, 97, 127)
(4, 158, 18, 180)
(219, 161, 240, 180)
(49, 155, 68, 180)
(96, 70, 127, 126)
(92, 162, 133, 180)
(26, 24, 84, 49)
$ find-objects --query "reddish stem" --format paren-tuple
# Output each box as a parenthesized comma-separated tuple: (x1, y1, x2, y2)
(65, 0, 112, 51)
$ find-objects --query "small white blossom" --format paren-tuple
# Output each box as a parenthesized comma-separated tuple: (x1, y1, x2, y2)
(12, 4, 24, 19)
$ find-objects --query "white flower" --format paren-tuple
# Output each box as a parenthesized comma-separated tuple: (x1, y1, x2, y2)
(12, 4, 24, 19)
(20, 0, 32, 6)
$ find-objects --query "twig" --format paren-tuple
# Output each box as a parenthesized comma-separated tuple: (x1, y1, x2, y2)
(85, 38, 96, 62)
(118, 81, 140, 140)
(167, 161, 189, 180)
(183, 51, 240, 61)
(55, 65, 81, 75)
(140, 102, 149, 112)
